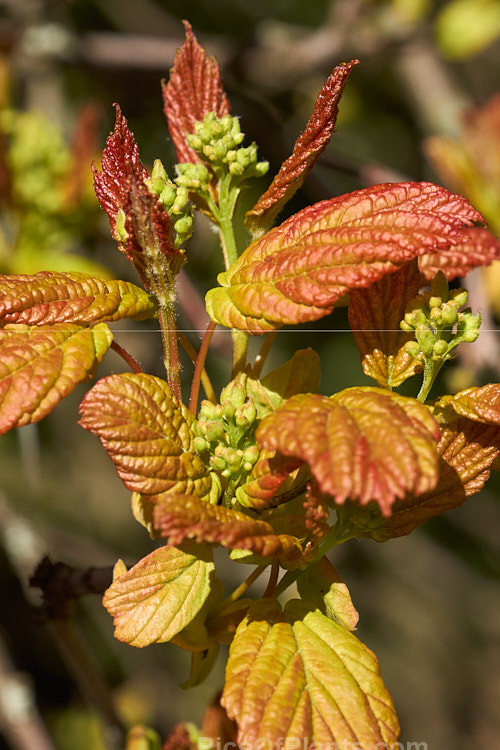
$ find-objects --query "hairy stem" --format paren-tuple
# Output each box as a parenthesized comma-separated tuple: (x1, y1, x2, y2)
(110, 340, 144, 374)
(158, 302, 182, 401)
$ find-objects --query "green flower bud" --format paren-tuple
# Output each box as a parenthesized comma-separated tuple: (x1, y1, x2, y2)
(159, 184, 177, 208)
(432, 339, 449, 357)
(220, 380, 247, 409)
(404, 341, 422, 359)
(151, 158, 168, 183)
(428, 296, 442, 309)
(114, 209, 128, 243)
(415, 326, 435, 355)
(430, 306, 443, 325)
(174, 215, 193, 241)
(400, 320, 413, 332)
(235, 402, 257, 427)
(450, 288, 468, 308)
(193, 436, 209, 454)
(440, 302, 459, 327)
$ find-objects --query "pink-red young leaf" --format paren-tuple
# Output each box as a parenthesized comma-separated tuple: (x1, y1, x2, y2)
(245, 61, 358, 237)
(152, 493, 303, 563)
(236, 451, 305, 510)
(348, 259, 424, 387)
(0, 323, 112, 434)
(103, 544, 214, 647)
(419, 227, 500, 281)
(222, 598, 399, 749)
(162, 21, 230, 165)
(257, 387, 441, 516)
(206, 182, 483, 333)
(79, 373, 211, 497)
(0, 272, 155, 326)
(93, 106, 182, 289)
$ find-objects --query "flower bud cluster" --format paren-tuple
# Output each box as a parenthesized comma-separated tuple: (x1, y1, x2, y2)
(400, 271, 481, 363)
(184, 112, 268, 183)
(195, 380, 260, 485)
(145, 159, 193, 247)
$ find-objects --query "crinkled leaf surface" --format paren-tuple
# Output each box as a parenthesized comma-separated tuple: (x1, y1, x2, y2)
(222, 598, 399, 749)
(103, 544, 214, 647)
(0, 322, 112, 433)
(79, 373, 211, 497)
(257, 387, 441, 516)
(436, 383, 500, 424)
(93, 106, 181, 288)
(419, 227, 500, 281)
(0, 272, 155, 325)
(348, 259, 423, 387)
(245, 61, 358, 237)
(236, 452, 305, 510)
(162, 21, 230, 165)
(152, 493, 303, 563)
(371, 414, 500, 540)
(207, 182, 483, 333)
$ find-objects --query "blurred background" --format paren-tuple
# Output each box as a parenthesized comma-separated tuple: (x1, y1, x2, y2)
(0, 1, 500, 748)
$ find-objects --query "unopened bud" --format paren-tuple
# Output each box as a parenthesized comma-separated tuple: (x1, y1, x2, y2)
(432, 339, 448, 357)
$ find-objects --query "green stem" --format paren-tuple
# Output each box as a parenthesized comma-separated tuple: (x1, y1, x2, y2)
(417, 358, 445, 403)
(221, 565, 268, 607)
(158, 302, 182, 402)
(217, 172, 240, 269)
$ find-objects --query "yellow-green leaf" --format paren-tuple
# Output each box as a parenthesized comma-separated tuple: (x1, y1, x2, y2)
(0, 272, 155, 325)
(79, 373, 211, 497)
(0, 322, 112, 433)
(297, 556, 359, 631)
(103, 544, 214, 648)
(222, 598, 399, 749)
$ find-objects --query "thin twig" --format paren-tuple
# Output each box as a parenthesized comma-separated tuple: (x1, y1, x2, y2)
(110, 340, 144, 374)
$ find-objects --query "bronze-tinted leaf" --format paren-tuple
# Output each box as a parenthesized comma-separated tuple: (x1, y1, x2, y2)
(374, 415, 500, 540)
(419, 227, 500, 281)
(152, 493, 303, 562)
(162, 21, 230, 165)
(103, 544, 214, 648)
(348, 259, 424, 387)
(436, 383, 500, 425)
(222, 599, 399, 749)
(0, 323, 112, 433)
(0, 272, 155, 325)
(245, 61, 358, 237)
(79, 373, 211, 497)
(206, 182, 483, 333)
(257, 387, 441, 516)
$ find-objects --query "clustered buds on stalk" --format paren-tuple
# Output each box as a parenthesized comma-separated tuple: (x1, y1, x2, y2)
(145, 159, 193, 246)
(401, 270, 481, 364)
(181, 112, 269, 183)
(194, 380, 260, 495)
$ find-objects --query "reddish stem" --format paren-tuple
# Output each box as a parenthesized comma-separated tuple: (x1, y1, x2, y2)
(189, 320, 217, 415)
(110, 340, 144, 374)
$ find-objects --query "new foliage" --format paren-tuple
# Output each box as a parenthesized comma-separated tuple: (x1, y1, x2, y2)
(2, 21, 500, 750)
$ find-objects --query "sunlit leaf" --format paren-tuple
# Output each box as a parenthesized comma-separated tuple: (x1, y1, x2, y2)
(79, 373, 211, 497)
(162, 21, 230, 165)
(297, 556, 359, 631)
(245, 61, 358, 237)
(419, 227, 500, 281)
(152, 492, 303, 562)
(103, 544, 214, 648)
(236, 452, 305, 510)
(0, 322, 112, 433)
(435, 383, 500, 424)
(257, 387, 441, 516)
(348, 259, 423, 387)
(222, 599, 399, 749)
(0, 271, 155, 325)
(93, 106, 182, 288)
(206, 182, 483, 333)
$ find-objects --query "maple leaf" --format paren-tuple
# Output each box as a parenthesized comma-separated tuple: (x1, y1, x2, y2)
(103, 544, 214, 648)
(0, 271, 155, 326)
(79, 373, 211, 497)
(257, 387, 441, 516)
(93, 106, 183, 291)
(162, 21, 230, 165)
(419, 226, 500, 281)
(206, 182, 483, 333)
(245, 60, 358, 237)
(152, 493, 303, 563)
(0, 323, 112, 433)
(222, 598, 400, 749)
(348, 259, 424, 388)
